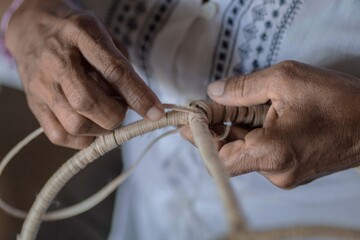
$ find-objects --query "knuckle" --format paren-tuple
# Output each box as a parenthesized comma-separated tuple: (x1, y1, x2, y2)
(235, 152, 251, 164)
(272, 176, 296, 189)
(68, 91, 98, 113)
(57, 67, 72, 84)
(233, 76, 244, 98)
(112, 105, 128, 124)
(237, 74, 252, 99)
(275, 60, 299, 79)
(27, 100, 37, 113)
(40, 48, 68, 73)
(27, 77, 42, 94)
(127, 88, 147, 108)
(229, 74, 252, 101)
(281, 60, 299, 68)
(44, 36, 62, 50)
(67, 12, 98, 30)
(47, 129, 68, 146)
(179, 129, 187, 140)
(75, 139, 93, 150)
(267, 141, 296, 173)
(66, 12, 104, 44)
(232, 153, 254, 174)
(63, 115, 89, 135)
(39, 47, 56, 64)
(50, 83, 67, 105)
(28, 101, 47, 121)
(73, 98, 97, 113)
(103, 61, 132, 84)
(272, 152, 292, 173)
(271, 158, 290, 173)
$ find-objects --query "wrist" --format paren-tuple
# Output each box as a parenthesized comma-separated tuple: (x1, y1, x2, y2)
(1, 0, 25, 61)
(0, 0, 14, 18)
(3, 0, 44, 59)
(5, 0, 75, 57)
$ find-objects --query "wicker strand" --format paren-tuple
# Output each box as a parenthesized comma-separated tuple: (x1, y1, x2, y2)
(18, 111, 189, 239)
(9, 101, 360, 240)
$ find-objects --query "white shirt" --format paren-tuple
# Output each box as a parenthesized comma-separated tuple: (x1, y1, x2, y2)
(1, 0, 360, 239)
(101, 0, 360, 239)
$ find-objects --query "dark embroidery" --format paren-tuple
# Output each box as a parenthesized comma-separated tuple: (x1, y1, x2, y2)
(106, 0, 179, 82)
(238, 43, 251, 59)
(135, 0, 179, 79)
(252, 5, 267, 21)
(209, 0, 303, 81)
(105, 0, 121, 26)
(266, 0, 302, 66)
(231, 0, 302, 75)
(243, 23, 259, 40)
(208, 0, 253, 82)
(106, 0, 147, 47)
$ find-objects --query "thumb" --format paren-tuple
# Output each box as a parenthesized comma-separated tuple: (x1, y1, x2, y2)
(207, 71, 274, 107)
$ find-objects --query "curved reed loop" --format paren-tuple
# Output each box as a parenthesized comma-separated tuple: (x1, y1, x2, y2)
(11, 100, 360, 240)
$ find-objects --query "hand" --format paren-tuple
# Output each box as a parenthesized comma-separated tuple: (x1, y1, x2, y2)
(184, 60, 360, 189)
(5, 0, 163, 149)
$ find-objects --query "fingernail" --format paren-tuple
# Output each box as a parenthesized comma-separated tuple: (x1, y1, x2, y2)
(208, 80, 225, 97)
(146, 106, 164, 121)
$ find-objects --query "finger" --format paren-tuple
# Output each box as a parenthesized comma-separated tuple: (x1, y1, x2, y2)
(179, 126, 196, 146)
(180, 125, 225, 150)
(263, 104, 278, 128)
(58, 57, 128, 130)
(72, 18, 163, 120)
(180, 124, 249, 149)
(109, 32, 129, 59)
(219, 128, 275, 176)
(29, 100, 94, 149)
(46, 84, 112, 136)
(226, 126, 249, 142)
(219, 140, 260, 176)
(261, 171, 298, 190)
(211, 125, 249, 149)
(207, 67, 277, 106)
(85, 68, 129, 111)
(85, 63, 117, 96)
(85, 66, 130, 110)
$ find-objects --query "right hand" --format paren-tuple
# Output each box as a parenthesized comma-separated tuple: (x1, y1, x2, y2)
(5, 0, 163, 149)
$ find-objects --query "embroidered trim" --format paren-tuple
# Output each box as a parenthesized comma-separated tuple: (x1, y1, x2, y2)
(266, 0, 302, 66)
(106, 0, 148, 48)
(208, 0, 303, 80)
(232, 0, 291, 74)
(134, 0, 179, 80)
(208, 0, 253, 83)
(105, 0, 122, 26)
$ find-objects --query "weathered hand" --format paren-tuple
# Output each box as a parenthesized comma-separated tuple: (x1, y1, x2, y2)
(5, 0, 163, 149)
(193, 61, 360, 188)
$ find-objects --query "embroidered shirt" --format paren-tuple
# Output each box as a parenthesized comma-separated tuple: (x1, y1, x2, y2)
(79, 1, 360, 239)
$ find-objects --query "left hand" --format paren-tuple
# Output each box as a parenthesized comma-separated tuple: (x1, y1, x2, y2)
(182, 60, 360, 189)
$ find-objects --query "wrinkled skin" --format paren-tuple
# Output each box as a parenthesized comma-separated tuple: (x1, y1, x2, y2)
(4, 1, 360, 189)
(5, 0, 163, 149)
(181, 61, 360, 189)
